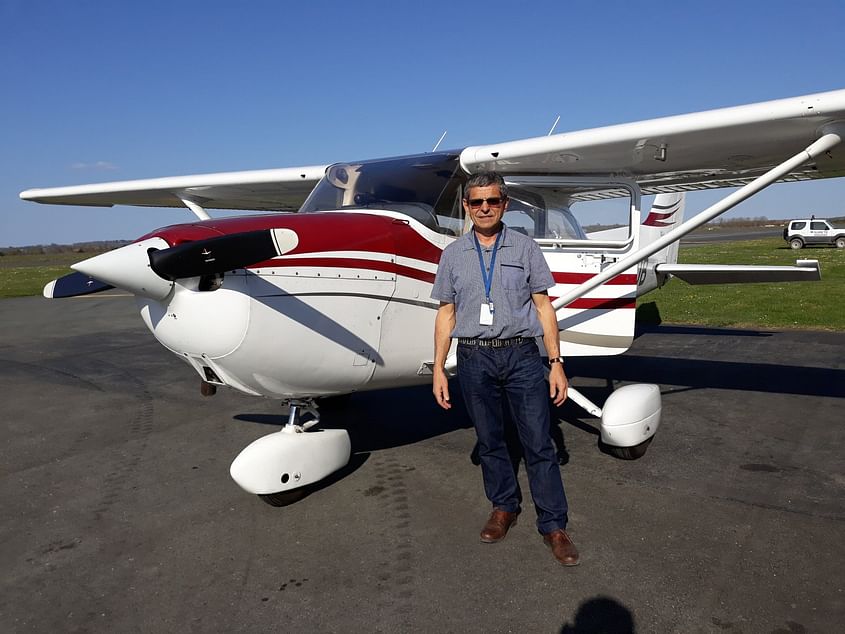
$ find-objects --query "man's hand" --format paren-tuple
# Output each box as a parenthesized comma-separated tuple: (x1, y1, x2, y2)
(549, 363, 568, 407)
(432, 302, 456, 410)
(432, 368, 452, 410)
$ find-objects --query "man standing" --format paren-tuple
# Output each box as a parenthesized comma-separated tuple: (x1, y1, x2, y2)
(431, 171, 579, 566)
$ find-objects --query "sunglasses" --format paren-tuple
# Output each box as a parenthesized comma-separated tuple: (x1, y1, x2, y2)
(466, 197, 505, 209)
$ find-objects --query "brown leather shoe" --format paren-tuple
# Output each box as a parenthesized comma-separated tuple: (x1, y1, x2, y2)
(480, 509, 519, 543)
(543, 529, 580, 566)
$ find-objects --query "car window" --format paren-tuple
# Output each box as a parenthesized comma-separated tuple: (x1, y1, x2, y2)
(791, 221, 806, 230)
(811, 222, 828, 231)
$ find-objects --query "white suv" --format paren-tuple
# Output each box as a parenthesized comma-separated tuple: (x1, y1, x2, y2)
(782, 219, 845, 249)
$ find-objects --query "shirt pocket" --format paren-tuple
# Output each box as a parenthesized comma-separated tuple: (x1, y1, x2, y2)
(500, 262, 527, 291)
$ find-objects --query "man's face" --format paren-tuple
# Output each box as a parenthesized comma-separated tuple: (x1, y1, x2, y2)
(463, 185, 508, 233)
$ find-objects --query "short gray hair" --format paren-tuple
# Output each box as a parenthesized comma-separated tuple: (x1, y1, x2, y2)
(464, 171, 508, 199)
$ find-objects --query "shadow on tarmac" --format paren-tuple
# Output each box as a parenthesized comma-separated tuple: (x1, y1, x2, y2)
(230, 326, 844, 506)
(233, 384, 476, 503)
(566, 354, 845, 399)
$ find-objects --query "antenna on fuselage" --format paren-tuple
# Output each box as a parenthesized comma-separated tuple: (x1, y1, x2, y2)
(548, 115, 561, 136)
(432, 130, 448, 152)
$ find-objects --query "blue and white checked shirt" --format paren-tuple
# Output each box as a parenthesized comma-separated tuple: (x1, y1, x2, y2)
(431, 225, 555, 339)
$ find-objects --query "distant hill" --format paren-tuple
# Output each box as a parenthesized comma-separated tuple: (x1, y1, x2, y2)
(0, 240, 130, 256)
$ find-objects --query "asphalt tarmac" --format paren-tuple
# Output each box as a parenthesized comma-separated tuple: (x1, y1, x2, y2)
(1, 295, 843, 633)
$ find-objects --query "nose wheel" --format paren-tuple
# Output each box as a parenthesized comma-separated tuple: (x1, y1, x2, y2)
(259, 489, 308, 507)
(229, 397, 351, 505)
(259, 399, 319, 507)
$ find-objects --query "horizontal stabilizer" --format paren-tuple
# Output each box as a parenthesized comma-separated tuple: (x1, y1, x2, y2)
(43, 271, 114, 299)
(656, 260, 820, 285)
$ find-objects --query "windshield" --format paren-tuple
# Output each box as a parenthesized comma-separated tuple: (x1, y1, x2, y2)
(299, 152, 466, 235)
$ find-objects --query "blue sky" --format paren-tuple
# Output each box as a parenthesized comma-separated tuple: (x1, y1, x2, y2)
(2, 0, 844, 246)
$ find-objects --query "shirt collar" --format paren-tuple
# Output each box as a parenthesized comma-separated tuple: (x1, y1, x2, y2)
(459, 224, 514, 250)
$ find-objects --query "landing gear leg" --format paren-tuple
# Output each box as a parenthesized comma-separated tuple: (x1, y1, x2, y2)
(283, 398, 320, 431)
(259, 399, 319, 507)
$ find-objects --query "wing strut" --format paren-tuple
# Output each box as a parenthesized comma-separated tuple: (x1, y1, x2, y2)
(179, 196, 211, 221)
(549, 123, 845, 312)
(443, 124, 844, 376)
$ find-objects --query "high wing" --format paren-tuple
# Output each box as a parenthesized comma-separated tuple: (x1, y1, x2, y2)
(19, 164, 328, 212)
(20, 90, 845, 213)
(461, 89, 845, 194)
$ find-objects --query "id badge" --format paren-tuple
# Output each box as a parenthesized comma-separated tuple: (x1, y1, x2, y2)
(479, 302, 494, 326)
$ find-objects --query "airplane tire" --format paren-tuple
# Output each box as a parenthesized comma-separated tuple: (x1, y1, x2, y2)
(601, 436, 653, 460)
(259, 489, 307, 507)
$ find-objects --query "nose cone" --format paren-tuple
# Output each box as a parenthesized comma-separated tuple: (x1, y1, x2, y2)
(72, 237, 174, 301)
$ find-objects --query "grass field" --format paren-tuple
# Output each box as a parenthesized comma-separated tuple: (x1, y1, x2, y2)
(1, 240, 842, 330)
(0, 252, 81, 298)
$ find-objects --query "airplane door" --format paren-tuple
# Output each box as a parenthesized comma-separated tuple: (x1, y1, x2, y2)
(502, 175, 641, 357)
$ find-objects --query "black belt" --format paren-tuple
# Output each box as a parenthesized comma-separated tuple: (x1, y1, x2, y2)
(457, 337, 531, 348)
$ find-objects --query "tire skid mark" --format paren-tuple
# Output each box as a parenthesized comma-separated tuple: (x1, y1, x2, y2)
(26, 354, 154, 592)
(369, 455, 417, 626)
(70, 354, 155, 523)
(0, 357, 106, 392)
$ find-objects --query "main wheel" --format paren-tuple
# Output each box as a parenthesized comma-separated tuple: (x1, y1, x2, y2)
(835, 237, 845, 248)
(601, 436, 653, 460)
(790, 238, 804, 250)
(259, 489, 307, 507)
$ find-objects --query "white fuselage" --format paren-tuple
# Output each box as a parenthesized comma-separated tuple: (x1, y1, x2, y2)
(135, 208, 638, 399)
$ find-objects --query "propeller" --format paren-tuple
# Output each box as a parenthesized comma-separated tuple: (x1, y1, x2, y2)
(44, 228, 299, 300)
(43, 271, 114, 299)
(148, 228, 299, 281)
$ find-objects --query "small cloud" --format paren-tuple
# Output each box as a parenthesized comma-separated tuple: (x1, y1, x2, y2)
(70, 161, 119, 171)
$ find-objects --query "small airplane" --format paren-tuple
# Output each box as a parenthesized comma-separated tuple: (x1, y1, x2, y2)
(21, 88, 845, 505)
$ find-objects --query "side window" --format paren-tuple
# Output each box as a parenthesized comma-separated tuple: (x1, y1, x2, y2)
(501, 184, 628, 242)
(791, 221, 806, 230)
(811, 222, 827, 231)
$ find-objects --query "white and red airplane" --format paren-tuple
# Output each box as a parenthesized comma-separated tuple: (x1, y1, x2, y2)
(21, 89, 845, 505)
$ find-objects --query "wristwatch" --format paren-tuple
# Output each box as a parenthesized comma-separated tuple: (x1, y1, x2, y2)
(548, 356, 565, 365)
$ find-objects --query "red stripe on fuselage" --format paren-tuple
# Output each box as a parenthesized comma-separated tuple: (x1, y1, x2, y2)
(549, 296, 636, 310)
(552, 272, 637, 285)
(139, 212, 444, 264)
(139, 213, 639, 302)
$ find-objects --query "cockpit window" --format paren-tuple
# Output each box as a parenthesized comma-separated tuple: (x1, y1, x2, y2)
(503, 186, 587, 240)
(299, 152, 466, 235)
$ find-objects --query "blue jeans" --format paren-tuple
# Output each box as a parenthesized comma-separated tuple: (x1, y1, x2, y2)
(457, 340, 568, 534)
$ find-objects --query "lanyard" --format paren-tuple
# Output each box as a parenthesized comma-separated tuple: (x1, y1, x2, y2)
(473, 227, 504, 305)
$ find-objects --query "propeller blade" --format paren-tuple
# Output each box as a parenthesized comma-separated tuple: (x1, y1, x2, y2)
(43, 271, 114, 299)
(148, 229, 297, 281)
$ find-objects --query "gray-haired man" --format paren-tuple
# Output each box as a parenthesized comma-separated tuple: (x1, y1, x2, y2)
(431, 171, 579, 566)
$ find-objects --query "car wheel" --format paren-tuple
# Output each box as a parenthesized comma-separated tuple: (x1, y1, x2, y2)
(790, 238, 803, 250)
(836, 237, 845, 249)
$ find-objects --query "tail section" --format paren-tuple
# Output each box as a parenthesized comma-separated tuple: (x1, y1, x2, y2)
(637, 193, 685, 294)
